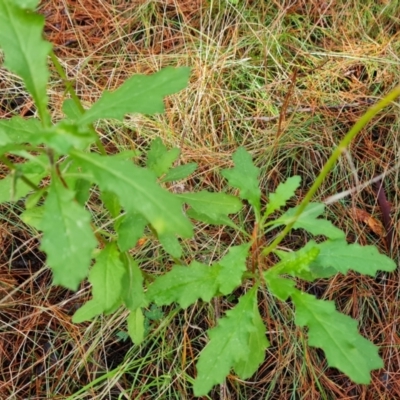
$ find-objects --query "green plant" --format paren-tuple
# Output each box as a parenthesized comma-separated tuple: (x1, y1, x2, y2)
(0, 1, 398, 397)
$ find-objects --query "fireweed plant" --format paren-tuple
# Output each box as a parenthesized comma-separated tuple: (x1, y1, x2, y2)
(0, 1, 399, 396)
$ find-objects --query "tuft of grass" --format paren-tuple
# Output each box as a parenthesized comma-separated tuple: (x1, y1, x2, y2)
(0, 0, 399, 398)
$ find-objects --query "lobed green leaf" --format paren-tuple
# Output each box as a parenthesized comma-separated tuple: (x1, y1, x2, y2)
(309, 239, 396, 276)
(146, 261, 219, 308)
(221, 147, 261, 213)
(69, 150, 193, 242)
(193, 287, 269, 396)
(78, 67, 191, 125)
(273, 202, 345, 240)
(146, 244, 249, 308)
(40, 176, 97, 290)
(161, 162, 197, 183)
(178, 191, 242, 224)
(265, 175, 301, 217)
(147, 137, 180, 177)
(291, 290, 383, 384)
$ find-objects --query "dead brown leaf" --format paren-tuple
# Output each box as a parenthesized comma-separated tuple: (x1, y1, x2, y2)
(352, 207, 385, 238)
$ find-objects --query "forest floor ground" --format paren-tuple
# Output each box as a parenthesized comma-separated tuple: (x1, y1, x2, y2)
(1, 0, 400, 399)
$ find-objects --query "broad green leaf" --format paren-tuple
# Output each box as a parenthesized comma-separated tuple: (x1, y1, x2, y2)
(72, 299, 103, 323)
(215, 243, 250, 294)
(291, 290, 383, 384)
(128, 308, 145, 345)
(147, 137, 180, 177)
(89, 243, 126, 313)
(40, 176, 97, 290)
(0, 117, 42, 146)
(117, 213, 147, 252)
(263, 272, 296, 301)
(146, 261, 219, 308)
(70, 150, 193, 241)
(309, 240, 396, 276)
(78, 67, 191, 125)
(147, 244, 249, 308)
(193, 287, 269, 396)
(221, 147, 261, 213)
(0, 1, 52, 115)
(121, 254, 148, 311)
(271, 242, 321, 281)
(265, 176, 301, 217)
(179, 191, 242, 226)
(273, 202, 345, 240)
(161, 162, 197, 182)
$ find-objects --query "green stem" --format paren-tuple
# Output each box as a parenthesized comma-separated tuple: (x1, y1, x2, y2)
(262, 86, 400, 257)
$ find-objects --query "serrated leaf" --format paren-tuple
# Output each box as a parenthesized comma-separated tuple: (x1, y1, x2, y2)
(291, 290, 383, 384)
(309, 240, 396, 276)
(221, 147, 261, 212)
(89, 243, 126, 313)
(274, 202, 345, 240)
(146, 261, 219, 308)
(70, 150, 193, 241)
(147, 137, 180, 177)
(0, 117, 42, 146)
(0, 1, 52, 114)
(121, 254, 148, 311)
(216, 243, 250, 294)
(78, 67, 191, 124)
(161, 162, 197, 182)
(178, 191, 242, 224)
(117, 212, 147, 252)
(193, 287, 269, 396)
(265, 175, 301, 217)
(40, 176, 97, 290)
(128, 308, 145, 345)
(146, 244, 249, 308)
(72, 299, 103, 323)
